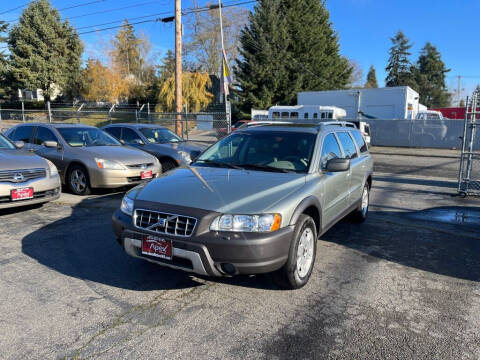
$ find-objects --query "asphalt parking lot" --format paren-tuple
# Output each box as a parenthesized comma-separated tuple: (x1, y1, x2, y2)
(1, 148, 479, 359)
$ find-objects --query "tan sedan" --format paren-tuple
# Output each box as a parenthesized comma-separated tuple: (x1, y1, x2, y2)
(5, 124, 162, 195)
(0, 133, 61, 209)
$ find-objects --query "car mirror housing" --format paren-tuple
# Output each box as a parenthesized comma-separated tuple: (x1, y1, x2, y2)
(133, 139, 145, 146)
(119, 139, 126, 145)
(14, 141, 25, 149)
(325, 158, 350, 172)
(43, 141, 58, 149)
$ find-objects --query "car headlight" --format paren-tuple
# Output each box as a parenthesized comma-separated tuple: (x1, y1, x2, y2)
(210, 214, 282, 233)
(178, 151, 192, 163)
(120, 195, 134, 216)
(46, 159, 58, 177)
(95, 158, 126, 170)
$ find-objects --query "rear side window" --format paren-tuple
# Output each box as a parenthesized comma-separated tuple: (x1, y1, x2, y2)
(350, 131, 368, 153)
(337, 132, 358, 159)
(33, 127, 57, 145)
(320, 134, 342, 169)
(12, 126, 34, 143)
(105, 127, 121, 139)
(281, 112, 289, 119)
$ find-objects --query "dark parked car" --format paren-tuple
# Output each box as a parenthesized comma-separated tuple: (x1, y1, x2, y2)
(102, 124, 207, 172)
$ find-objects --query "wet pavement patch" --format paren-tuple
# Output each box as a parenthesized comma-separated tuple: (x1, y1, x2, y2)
(407, 207, 480, 228)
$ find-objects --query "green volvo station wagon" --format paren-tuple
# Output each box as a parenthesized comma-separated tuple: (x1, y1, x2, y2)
(113, 122, 373, 289)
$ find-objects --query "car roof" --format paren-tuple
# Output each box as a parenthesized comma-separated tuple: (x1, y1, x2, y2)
(15, 122, 97, 129)
(239, 122, 358, 134)
(104, 123, 166, 129)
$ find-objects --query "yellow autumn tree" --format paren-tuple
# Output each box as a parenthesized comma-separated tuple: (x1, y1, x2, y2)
(158, 72, 214, 112)
(81, 59, 129, 103)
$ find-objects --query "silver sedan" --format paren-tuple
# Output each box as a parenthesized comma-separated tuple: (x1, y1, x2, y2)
(5, 123, 161, 195)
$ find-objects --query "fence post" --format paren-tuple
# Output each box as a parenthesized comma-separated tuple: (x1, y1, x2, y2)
(76, 103, 85, 124)
(22, 101, 25, 123)
(47, 101, 52, 123)
(108, 104, 115, 124)
(0, 104, 2, 124)
(147, 102, 150, 123)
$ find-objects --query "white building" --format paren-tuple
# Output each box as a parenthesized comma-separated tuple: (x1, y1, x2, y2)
(298, 86, 425, 120)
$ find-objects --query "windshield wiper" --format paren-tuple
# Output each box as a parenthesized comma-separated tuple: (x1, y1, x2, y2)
(195, 159, 244, 170)
(237, 163, 294, 173)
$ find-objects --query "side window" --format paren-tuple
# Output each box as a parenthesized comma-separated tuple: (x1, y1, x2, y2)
(304, 113, 309, 119)
(327, 112, 333, 119)
(105, 127, 121, 139)
(12, 126, 34, 143)
(321, 112, 326, 119)
(121, 128, 142, 144)
(313, 113, 318, 119)
(281, 112, 289, 119)
(272, 112, 280, 119)
(290, 112, 299, 119)
(350, 130, 368, 153)
(33, 127, 57, 145)
(337, 132, 358, 159)
(320, 134, 342, 169)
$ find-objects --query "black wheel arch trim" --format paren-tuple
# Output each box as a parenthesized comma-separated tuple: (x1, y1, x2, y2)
(289, 196, 322, 233)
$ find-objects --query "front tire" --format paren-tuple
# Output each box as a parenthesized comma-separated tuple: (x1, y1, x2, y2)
(68, 165, 91, 196)
(160, 159, 177, 173)
(273, 214, 317, 289)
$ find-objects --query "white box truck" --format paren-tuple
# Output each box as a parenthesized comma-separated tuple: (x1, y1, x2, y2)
(298, 86, 422, 120)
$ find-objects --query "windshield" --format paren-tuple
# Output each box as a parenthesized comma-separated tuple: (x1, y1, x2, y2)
(57, 128, 120, 147)
(140, 128, 183, 144)
(194, 131, 316, 173)
(0, 133, 16, 150)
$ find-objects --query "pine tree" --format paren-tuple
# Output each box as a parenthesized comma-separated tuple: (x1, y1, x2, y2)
(0, 20, 10, 99)
(8, 0, 83, 100)
(414, 42, 450, 107)
(365, 65, 378, 88)
(234, 0, 351, 114)
(385, 31, 415, 88)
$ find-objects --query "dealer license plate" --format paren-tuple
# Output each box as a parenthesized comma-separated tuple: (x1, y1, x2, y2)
(141, 235, 172, 260)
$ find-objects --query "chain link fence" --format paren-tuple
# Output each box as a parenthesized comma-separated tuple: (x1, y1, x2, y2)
(0, 102, 230, 144)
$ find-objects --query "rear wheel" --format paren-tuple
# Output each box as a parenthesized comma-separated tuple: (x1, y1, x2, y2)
(352, 184, 369, 222)
(272, 214, 317, 290)
(160, 159, 177, 173)
(68, 165, 91, 196)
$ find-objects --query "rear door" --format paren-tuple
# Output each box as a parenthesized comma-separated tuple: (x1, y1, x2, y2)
(337, 131, 363, 206)
(319, 133, 349, 226)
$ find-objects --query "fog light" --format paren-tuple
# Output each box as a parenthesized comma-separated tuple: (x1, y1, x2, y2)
(221, 263, 236, 275)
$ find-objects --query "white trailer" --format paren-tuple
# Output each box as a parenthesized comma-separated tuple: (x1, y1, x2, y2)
(298, 86, 423, 120)
(268, 105, 347, 120)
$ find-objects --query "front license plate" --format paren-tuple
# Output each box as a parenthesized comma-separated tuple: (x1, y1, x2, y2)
(11, 187, 34, 201)
(141, 170, 153, 180)
(142, 235, 172, 260)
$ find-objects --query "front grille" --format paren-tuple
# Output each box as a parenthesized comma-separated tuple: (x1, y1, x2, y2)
(0, 168, 47, 183)
(134, 209, 197, 237)
(127, 163, 154, 169)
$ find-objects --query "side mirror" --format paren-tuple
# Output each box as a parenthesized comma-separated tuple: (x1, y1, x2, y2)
(326, 158, 350, 172)
(133, 139, 145, 146)
(119, 139, 126, 145)
(43, 141, 58, 148)
(14, 141, 25, 149)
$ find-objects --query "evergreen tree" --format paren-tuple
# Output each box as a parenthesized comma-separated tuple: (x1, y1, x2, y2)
(8, 0, 83, 100)
(414, 42, 450, 107)
(0, 20, 10, 99)
(385, 30, 415, 88)
(234, 0, 351, 114)
(364, 65, 378, 88)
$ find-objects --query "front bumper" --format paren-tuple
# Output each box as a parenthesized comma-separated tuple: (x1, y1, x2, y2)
(89, 166, 161, 188)
(112, 209, 294, 277)
(0, 175, 61, 209)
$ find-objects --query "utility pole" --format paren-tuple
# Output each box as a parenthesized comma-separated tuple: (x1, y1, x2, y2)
(456, 75, 462, 106)
(217, 0, 231, 132)
(175, 0, 183, 136)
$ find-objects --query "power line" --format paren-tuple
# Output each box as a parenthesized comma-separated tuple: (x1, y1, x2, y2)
(0, 2, 31, 16)
(0, 0, 256, 48)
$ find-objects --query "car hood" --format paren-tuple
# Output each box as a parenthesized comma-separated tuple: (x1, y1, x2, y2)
(135, 166, 306, 214)
(74, 146, 154, 165)
(0, 149, 47, 170)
